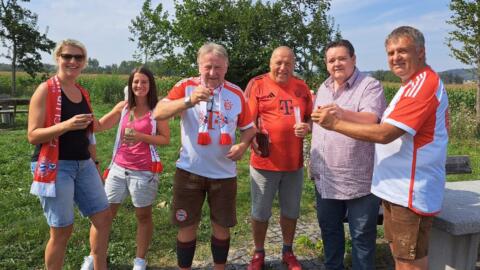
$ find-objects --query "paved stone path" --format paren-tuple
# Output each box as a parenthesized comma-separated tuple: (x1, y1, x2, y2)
(189, 217, 480, 270)
(190, 217, 326, 270)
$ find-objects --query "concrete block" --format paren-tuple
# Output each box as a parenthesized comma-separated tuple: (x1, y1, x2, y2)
(429, 180, 480, 270)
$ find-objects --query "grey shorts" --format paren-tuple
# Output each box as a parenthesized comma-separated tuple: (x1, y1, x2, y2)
(250, 166, 304, 221)
(104, 163, 159, 208)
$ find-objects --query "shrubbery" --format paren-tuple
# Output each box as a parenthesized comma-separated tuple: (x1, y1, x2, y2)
(0, 72, 182, 103)
(0, 73, 476, 117)
(383, 85, 476, 113)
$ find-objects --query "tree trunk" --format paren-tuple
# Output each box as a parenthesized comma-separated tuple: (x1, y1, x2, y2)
(11, 42, 17, 97)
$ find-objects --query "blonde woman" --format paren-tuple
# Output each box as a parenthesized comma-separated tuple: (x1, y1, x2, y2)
(28, 39, 112, 270)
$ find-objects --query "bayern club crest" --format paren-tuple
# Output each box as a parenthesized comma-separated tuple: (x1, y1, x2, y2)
(37, 157, 57, 177)
(223, 99, 233, 110)
(175, 209, 188, 222)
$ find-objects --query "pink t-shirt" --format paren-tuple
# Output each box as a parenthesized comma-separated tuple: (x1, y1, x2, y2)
(114, 111, 154, 171)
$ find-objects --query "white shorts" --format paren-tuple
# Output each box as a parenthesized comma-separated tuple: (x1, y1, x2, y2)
(104, 163, 158, 208)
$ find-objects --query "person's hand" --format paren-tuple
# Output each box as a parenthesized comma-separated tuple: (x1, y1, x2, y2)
(62, 113, 93, 131)
(323, 103, 345, 119)
(293, 122, 310, 138)
(190, 85, 212, 105)
(226, 142, 248, 161)
(311, 106, 338, 130)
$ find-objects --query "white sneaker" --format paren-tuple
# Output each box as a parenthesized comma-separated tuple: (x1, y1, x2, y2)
(133, 257, 147, 270)
(80, 255, 94, 270)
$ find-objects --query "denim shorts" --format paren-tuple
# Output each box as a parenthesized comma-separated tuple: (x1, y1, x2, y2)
(104, 163, 159, 208)
(250, 166, 304, 221)
(31, 159, 109, 227)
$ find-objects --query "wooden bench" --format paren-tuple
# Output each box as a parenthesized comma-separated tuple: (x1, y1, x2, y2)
(0, 98, 30, 125)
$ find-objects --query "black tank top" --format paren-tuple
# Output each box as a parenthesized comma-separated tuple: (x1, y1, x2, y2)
(32, 90, 91, 161)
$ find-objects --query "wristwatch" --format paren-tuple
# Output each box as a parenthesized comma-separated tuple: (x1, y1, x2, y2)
(184, 96, 193, 108)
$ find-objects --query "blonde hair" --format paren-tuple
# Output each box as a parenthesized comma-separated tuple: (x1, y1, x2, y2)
(53, 39, 88, 68)
(197, 42, 229, 65)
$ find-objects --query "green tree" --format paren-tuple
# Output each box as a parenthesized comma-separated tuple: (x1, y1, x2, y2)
(117, 60, 142, 74)
(171, 0, 338, 88)
(371, 70, 401, 83)
(0, 0, 55, 96)
(275, 0, 339, 87)
(83, 57, 100, 73)
(446, 0, 480, 130)
(129, 0, 172, 64)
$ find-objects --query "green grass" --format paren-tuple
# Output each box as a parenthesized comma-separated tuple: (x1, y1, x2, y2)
(0, 100, 478, 269)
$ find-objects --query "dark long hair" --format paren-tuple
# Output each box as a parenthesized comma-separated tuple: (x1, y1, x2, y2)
(127, 65, 158, 110)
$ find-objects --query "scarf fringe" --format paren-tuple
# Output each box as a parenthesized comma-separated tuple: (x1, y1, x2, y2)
(102, 168, 110, 180)
(151, 161, 163, 173)
(30, 181, 56, 197)
(220, 133, 232, 145)
(197, 132, 212, 145)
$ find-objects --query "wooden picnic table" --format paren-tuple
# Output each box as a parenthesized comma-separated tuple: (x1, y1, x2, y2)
(0, 97, 30, 125)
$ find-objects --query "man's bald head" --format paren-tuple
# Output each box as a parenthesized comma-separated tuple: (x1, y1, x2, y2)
(269, 46, 295, 85)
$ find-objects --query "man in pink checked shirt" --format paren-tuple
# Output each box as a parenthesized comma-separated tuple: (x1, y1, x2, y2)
(310, 39, 386, 270)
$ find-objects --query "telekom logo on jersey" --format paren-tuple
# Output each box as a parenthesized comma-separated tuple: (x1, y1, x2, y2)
(279, 100, 294, 115)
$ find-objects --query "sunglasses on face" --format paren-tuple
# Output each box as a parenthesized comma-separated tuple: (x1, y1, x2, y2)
(60, 54, 85, 61)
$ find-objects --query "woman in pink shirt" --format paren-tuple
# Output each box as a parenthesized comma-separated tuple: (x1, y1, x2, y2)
(82, 66, 170, 270)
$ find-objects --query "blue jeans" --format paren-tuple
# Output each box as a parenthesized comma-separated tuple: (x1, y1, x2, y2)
(31, 159, 109, 227)
(315, 190, 380, 270)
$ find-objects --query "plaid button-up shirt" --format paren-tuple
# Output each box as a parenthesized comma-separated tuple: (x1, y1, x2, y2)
(310, 68, 386, 200)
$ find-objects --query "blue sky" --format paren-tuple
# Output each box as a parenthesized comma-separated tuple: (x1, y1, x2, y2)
(0, 0, 470, 72)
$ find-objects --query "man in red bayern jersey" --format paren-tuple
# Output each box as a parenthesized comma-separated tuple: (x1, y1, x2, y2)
(244, 46, 312, 270)
(312, 26, 449, 270)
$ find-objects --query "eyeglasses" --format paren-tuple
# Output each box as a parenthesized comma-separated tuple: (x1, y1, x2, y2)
(60, 54, 85, 61)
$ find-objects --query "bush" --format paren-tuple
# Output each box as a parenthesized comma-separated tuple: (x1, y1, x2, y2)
(383, 85, 476, 113)
(0, 72, 44, 97)
(0, 72, 476, 111)
(447, 88, 476, 112)
(77, 75, 127, 104)
(383, 86, 397, 103)
(0, 74, 10, 95)
(449, 104, 478, 140)
(157, 76, 182, 98)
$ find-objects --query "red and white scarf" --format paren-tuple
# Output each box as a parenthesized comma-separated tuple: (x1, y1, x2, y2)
(102, 106, 162, 179)
(197, 83, 232, 145)
(30, 76, 93, 197)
